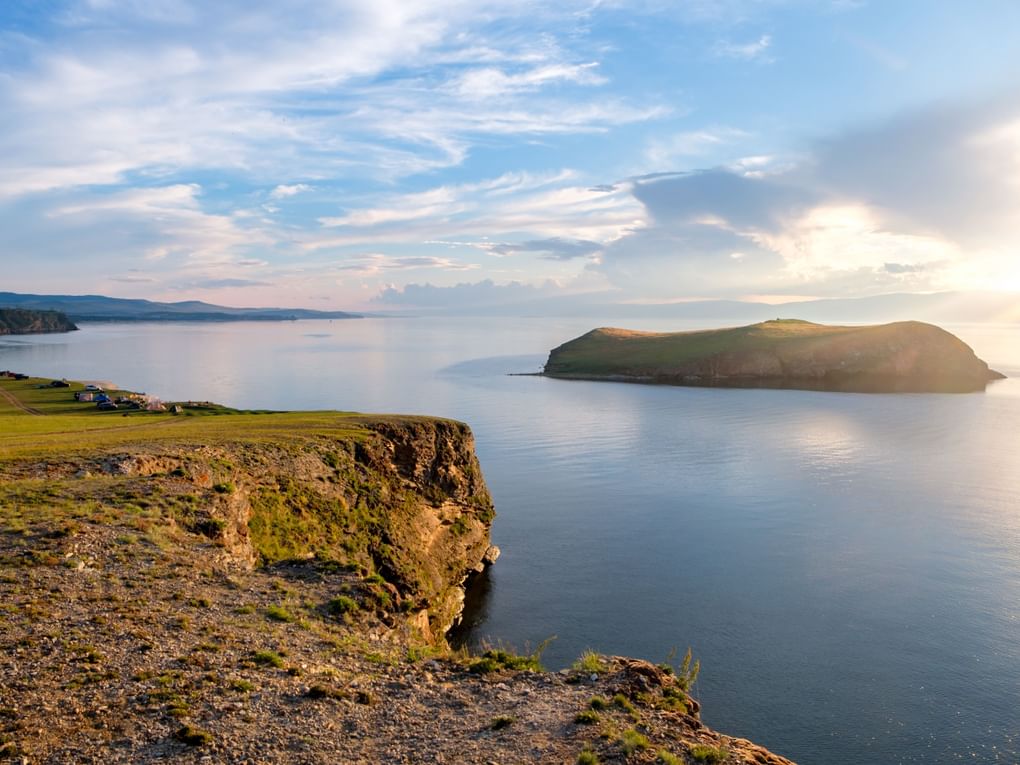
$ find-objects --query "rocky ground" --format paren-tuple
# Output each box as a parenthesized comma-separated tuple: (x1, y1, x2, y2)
(0, 509, 792, 764)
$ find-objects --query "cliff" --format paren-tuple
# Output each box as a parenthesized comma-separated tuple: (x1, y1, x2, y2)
(0, 307, 78, 335)
(0, 375, 794, 764)
(544, 319, 1005, 393)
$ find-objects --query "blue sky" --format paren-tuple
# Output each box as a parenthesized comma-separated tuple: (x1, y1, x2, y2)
(1, 0, 1019, 309)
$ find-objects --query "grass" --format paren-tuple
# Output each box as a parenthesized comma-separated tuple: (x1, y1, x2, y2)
(577, 750, 600, 765)
(573, 649, 607, 674)
(252, 650, 285, 668)
(265, 605, 295, 623)
(574, 710, 600, 725)
(618, 729, 650, 755)
(174, 725, 213, 746)
(690, 744, 729, 763)
(468, 637, 554, 674)
(325, 596, 359, 617)
(656, 750, 682, 765)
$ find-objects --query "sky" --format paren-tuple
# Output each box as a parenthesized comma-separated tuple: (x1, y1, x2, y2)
(1, 0, 1019, 311)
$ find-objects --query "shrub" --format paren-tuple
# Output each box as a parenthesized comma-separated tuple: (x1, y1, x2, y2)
(326, 596, 359, 617)
(589, 696, 610, 711)
(577, 750, 600, 765)
(212, 482, 235, 494)
(656, 750, 682, 765)
(574, 710, 600, 725)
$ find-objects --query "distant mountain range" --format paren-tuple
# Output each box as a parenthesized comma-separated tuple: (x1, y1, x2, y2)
(0, 292, 360, 322)
(382, 290, 1020, 324)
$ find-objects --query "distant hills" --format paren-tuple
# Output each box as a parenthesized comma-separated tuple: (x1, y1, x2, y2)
(0, 292, 360, 323)
(379, 289, 1020, 324)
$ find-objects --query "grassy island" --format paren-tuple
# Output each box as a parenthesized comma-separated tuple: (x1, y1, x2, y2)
(543, 319, 1005, 393)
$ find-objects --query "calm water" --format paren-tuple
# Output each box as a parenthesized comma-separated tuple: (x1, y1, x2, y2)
(2, 318, 1019, 765)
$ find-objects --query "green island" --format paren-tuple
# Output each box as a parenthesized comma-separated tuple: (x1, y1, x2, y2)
(543, 319, 1005, 394)
(0, 307, 78, 335)
(0, 374, 792, 764)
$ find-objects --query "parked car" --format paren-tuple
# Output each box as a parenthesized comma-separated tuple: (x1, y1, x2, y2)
(97, 401, 119, 411)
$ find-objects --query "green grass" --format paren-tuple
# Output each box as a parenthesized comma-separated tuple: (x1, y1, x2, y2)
(577, 750, 600, 765)
(574, 710, 600, 725)
(656, 750, 682, 765)
(690, 744, 729, 763)
(618, 729, 650, 755)
(252, 650, 285, 668)
(174, 725, 213, 746)
(468, 637, 554, 674)
(0, 376, 380, 461)
(573, 649, 607, 674)
(265, 605, 295, 623)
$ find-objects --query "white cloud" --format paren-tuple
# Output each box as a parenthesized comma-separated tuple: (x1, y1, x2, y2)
(713, 34, 773, 61)
(0, 1, 662, 198)
(270, 184, 312, 199)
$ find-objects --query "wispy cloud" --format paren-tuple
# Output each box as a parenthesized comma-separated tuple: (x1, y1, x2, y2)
(713, 34, 773, 61)
(270, 184, 312, 199)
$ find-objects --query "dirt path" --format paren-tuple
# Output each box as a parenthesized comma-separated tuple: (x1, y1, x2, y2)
(0, 385, 42, 415)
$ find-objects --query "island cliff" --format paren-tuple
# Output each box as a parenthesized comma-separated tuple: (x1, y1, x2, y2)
(0, 375, 794, 764)
(543, 319, 1004, 393)
(0, 307, 78, 335)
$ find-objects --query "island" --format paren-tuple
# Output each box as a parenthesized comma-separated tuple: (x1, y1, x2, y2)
(543, 319, 1005, 394)
(0, 307, 78, 335)
(0, 374, 793, 764)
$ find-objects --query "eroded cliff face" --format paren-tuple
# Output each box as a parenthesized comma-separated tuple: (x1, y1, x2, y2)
(1, 416, 496, 642)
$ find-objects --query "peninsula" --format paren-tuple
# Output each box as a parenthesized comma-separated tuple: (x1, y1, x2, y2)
(543, 319, 1005, 394)
(0, 291, 360, 323)
(0, 374, 792, 764)
(0, 307, 78, 335)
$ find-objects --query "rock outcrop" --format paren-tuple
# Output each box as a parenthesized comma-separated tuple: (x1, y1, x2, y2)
(0, 307, 78, 335)
(544, 319, 1005, 393)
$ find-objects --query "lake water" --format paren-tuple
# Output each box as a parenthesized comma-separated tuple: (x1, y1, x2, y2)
(2, 317, 1019, 765)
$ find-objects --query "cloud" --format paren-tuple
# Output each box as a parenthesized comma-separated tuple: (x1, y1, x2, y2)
(594, 94, 1020, 298)
(269, 184, 312, 199)
(373, 279, 556, 307)
(645, 127, 750, 166)
(175, 278, 273, 289)
(488, 237, 603, 260)
(0, 1, 663, 198)
(713, 34, 773, 61)
(334, 254, 478, 276)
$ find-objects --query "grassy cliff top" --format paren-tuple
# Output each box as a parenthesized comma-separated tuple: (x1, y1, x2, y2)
(0, 374, 448, 461)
